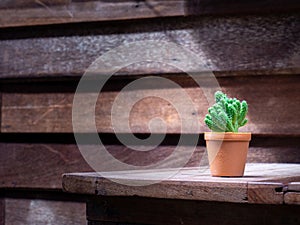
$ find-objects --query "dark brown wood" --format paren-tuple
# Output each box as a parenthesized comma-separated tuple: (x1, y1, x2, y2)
(88, 222, 137, 225)
(0, 138, 299, 189)
(2, 75, 300, 134)
(87, 196, 300, 225)
(62, 164, 300, 204)
(5, 198, 86, 225)
(0, 140, 299, 189)
(0, 1, 184, 28)
(1, 14, 299, 79)
(0, 199, 4, 225)
(0, 143, 93, 189)
(187, 0, 300, 16)
(1, 0, 300, 28)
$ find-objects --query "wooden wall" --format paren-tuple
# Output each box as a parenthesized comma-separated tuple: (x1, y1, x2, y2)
(0, 1, 300, 224)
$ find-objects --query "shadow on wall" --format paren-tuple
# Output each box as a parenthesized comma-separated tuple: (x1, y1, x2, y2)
(184, 0, 300, 72)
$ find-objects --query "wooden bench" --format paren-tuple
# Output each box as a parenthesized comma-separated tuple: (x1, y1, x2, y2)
(62, 163, 300, 224)
(1, 1, 300, 224)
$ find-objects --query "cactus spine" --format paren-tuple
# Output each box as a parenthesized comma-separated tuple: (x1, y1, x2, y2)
(204, 91, 248, 132)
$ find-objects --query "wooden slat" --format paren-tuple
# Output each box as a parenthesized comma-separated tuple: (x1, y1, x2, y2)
(248, 182, 284, 204)
(0, 0, 184, 28)
(63, 164, 300, 204)
(87, 196, 300, 225)
(288, 182, 300, 191)
(5, 198, 86, 225)
(0, 199, 4, 225)
(1, 0, 300, 28)
(284, 193, 300, 205)
(1, 14, 300, 79)
(0, 143, 93, 189)
(0, 140, 299, 189)
(2, 75, 300, 134)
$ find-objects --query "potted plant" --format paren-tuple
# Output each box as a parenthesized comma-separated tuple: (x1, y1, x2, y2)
(204, 91, 251, 177)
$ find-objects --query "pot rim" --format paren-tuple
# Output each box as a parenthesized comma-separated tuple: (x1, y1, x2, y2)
(204, 132, 251, 141)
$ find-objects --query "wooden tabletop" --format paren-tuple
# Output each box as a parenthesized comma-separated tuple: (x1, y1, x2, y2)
(63, 163, 300, 205)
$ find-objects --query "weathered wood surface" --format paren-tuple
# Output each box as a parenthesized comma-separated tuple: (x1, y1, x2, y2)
(0, 199, 4, 225)
(1, 14, 299, 79)
(2, 75, 300, 134)
(284, 193, 300, 205)
(284, 182, 300, 205)
(0, 143, 93, 189)
(1, 0, 300, 28)
(287, 182, 300, 191)
(88, 222, 135, 225)
(248, 182, 284, 204)
(0, 140, 299, 189)
(0, 0, 184, 28)
(63, 163, 300, 204)
(87, 196, 300, 225)
(5, 198, 86, 225)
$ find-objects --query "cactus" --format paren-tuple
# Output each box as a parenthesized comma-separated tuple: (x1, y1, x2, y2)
(204, 91, 248, 132)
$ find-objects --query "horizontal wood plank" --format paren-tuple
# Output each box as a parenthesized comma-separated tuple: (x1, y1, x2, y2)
(5, 198, 86, 225)
(1, 14, 300, 79)
(284, 192, 300, 205)
(1, 0, 300, 28)
(2, 75, 300, 134)
(0, 0, 184, 28)
(288, 182, 300, 191)
(248, 182, 284, 204)
(0, 140, 299, 189)
(87, 196, 300, 225)
(63, 164, 300, 204)
(0, 199, 4, 225)
(0, 143, 93, 189)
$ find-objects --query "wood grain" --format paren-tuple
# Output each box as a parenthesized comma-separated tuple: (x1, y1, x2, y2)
(1, 0, 300, 28)
(248, 182, 284, 204)
(87, 196, 300, 225)
(5, 198, 86, 225)
(0, 143, 93, 189)
(0, 0, 184, 28)
(1, 14, 299, 79)
(63, 164, 300, 204)
(2, 75, 299, 134)
(0, 199, 4, 225)
(284, 193, 300, 205)
(0, 140, 299, 189)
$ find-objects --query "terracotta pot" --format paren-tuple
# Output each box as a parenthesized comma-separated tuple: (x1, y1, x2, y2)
(204, 132, 251, 177)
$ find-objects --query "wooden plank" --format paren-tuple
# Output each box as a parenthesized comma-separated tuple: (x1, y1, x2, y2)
(288, 182, 300, 191)
(1, 14, 300, 79)
(0, 143, 93, 189)
(1, 0, 300, 28)
(284, 192, 300, 205)
(0, 199, 4, 225)
(62, 164, 300, 204)
(248, 182, 284, 204)
(87, 196, 300, 225)
(88, 222, 135, 225)
(0, 140, 299, 189)
(2, 75, 300, 134)
(5, 198, 86, 225)
(0, 0, 184, 28)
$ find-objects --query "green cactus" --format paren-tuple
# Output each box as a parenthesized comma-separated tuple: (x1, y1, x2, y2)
(204, 91, 248, 132)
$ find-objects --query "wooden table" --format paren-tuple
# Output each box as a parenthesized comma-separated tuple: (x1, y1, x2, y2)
(63, 163, 300, 225)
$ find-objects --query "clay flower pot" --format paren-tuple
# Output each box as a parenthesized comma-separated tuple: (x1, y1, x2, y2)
(204, 132, 251, 177)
